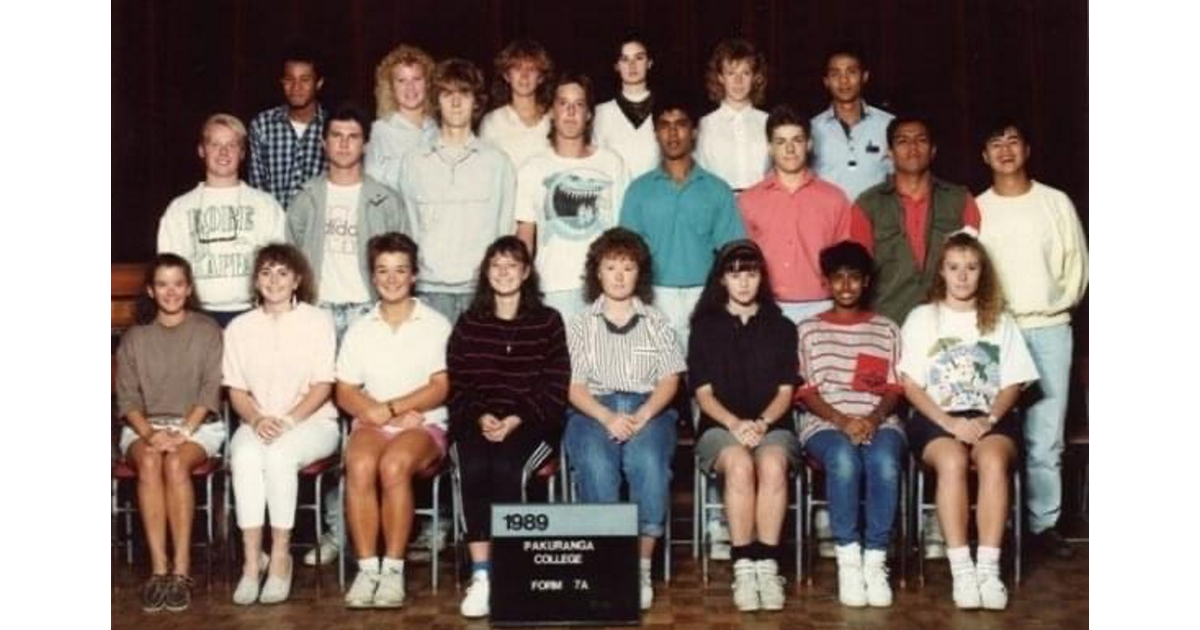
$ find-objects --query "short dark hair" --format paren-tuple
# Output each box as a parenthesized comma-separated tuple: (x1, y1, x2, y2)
(978, 115, 1030, 148)
(467, 236, 545, 317)
(367, 232, 419, 276)
(819, 240, 875, 280)
(765, 104, 810, 140)
(886, 113, 935, 148)
(583, 227, 654, 303)
(651, 88, 698, 126)
(323, 102, 371, 143)
(823, 43, 867, 72)
(282, 43, 322, 78)
(252, 243, 316, 305)
(136, 253, 201, 324)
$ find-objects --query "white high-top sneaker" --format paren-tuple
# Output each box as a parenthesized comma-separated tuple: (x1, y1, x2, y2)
(731, 558, 760, 611)
(862, 548, 893, 607)
(834, 543, 867, 607)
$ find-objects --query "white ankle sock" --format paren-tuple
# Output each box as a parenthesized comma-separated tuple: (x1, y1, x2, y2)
(976, 546, 1001, 573)
(381, 557, 405, 575)
(358, 556, 380, 573)
(947, 546, 973, 573)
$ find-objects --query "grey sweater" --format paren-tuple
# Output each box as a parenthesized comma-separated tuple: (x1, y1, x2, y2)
(285, 174, 410, 303)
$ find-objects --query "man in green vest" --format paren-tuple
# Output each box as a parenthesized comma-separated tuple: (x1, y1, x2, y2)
(848, 115, 981, 326)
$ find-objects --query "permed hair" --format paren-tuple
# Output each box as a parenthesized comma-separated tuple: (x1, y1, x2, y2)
(704, 37, 768, 105)
(373, 44, 436, 120)
(252, 243, 317, 305)
(583, 227, 654, 304)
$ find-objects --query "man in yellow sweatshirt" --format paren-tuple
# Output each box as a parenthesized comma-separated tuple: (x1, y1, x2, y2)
(976, 117, 1089, 560)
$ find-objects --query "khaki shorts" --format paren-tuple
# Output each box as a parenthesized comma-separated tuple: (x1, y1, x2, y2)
(695, 427, 800, 475)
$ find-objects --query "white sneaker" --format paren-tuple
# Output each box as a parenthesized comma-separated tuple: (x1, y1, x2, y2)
(731, 559, 760, 612)
(460, 571, 490, 618)
(754, 559, 786, 611)
(835, 543, 867, 607)
(707, 520, 731, 561)
(303, 532, 340, 566)
(862, 549, 893, 607)
(815, 509, 836, 558)
(977, 570, 1008, 610)
(232, 552, 268, 605)
(924, 514, 946, 559)
(639, 569, 653, 610)
(344, 570, 379, 609)
(951, 564, 982, 610)
(373, 569, 405, 608)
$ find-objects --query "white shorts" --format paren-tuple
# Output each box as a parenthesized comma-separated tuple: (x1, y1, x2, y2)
(119, 419, 227, 458)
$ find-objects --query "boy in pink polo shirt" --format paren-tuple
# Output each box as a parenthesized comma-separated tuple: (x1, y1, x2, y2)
(739, 104, 852, 325)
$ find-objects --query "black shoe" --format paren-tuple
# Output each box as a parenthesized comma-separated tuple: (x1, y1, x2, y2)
(1030, 528, 1075, 560)
(163, 574, 194, 612)
(140, 574, 171, 613)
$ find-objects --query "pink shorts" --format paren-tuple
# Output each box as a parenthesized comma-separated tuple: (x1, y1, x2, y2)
(351, 419, 448, 459)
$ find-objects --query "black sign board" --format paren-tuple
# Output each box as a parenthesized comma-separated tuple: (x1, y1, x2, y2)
(491, 503, 639, 626)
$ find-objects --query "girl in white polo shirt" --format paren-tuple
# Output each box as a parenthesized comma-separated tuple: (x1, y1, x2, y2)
(336, 232, 453, 609)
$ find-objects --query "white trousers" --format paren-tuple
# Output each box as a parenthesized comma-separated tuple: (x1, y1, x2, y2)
(230, 418, 339, 529)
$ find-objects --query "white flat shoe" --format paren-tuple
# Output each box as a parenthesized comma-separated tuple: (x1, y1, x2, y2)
(259, 558, 293, 604)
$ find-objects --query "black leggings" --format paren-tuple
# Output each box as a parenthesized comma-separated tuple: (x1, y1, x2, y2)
(452, 425, 553, 542)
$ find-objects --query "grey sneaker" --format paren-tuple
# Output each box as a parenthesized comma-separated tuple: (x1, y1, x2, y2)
(140, 574, 171, 613)
(162, 575, 194, 612)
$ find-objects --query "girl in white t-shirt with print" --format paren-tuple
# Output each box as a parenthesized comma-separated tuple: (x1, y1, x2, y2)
(899, 233, 1038, 612)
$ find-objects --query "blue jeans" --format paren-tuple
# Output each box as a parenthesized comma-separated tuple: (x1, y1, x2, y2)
(1021, 323, 1074, 533)
(420, 291, 472, 325)
(804, 428, 905, 550)
(564, 392, 677, 537)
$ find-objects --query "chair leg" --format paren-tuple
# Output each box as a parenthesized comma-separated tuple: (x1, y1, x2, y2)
(916, 464, 926, 588)
(700, 471, 709, 585)
(1012, 470, 1022, 587)
(432, 474, 441, 594)
(692, 457, 701, 560)
(663, 501, 671, 584)
(793, 472, 803, 589)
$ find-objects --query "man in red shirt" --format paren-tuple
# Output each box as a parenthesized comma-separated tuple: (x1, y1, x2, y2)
(849, 115, 980, 326)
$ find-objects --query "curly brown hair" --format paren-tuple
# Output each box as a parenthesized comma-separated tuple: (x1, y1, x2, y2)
(928, 232, 1006, 334)
(252, 243, 316, 305)
(583, 227, 654, 303)
(704, 37, 768, 105)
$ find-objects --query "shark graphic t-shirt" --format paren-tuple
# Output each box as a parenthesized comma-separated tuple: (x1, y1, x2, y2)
(515, 148, 629, 291)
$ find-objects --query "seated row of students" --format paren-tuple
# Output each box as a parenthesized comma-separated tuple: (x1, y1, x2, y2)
(115, 228, 1035, 616)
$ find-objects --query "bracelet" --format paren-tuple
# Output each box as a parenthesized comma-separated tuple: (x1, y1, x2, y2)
(986, 414, 999, 425)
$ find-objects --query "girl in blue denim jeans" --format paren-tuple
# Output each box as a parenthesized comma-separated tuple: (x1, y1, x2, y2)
(563, 228, 686, 611)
